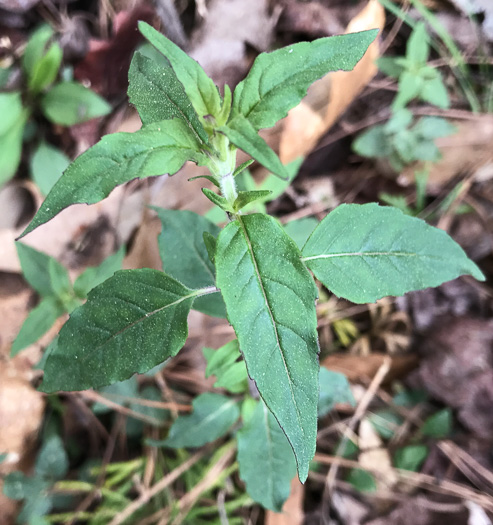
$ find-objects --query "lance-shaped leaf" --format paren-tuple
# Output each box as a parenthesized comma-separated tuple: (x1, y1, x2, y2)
(219, 117, 289, 179)
(40, 269, 196, 392)
(237, 400, 297, 511)
(302, 203, 485, 304)
(230, 29, 378, 131)
(20, 119, 208, 238)
(155, 208, 226, 318)
(215, 213, 319, 482)
(128, 52, 208, 144)
(138, 22, 221, 120)
(158, 393, 240, 448)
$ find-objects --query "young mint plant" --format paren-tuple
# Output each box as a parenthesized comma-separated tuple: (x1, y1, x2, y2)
(353, 108, 456, 171)
(17, 22, 484, 488)
(378, 21, 450, 110)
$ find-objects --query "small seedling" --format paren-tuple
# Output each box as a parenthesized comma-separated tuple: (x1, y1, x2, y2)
(378, 22, 449, 110)
(353, 108, 456, 172)
(17, 22, 484, 510)
(0, 24, 111, 189)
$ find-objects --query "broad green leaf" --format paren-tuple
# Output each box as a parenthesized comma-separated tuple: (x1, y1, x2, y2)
(128, 52, 208, 144)
(41, 81, 111, 126)
(35, 435, 69, 480)
(0, 92, 28, 185)
(162, 393, 239, 448)
(219, 117, 289, 179)
(237, 400, 297, 511)
(11, 296, 65, 356)
(20, 120, 208, 238)
(318, 367, 355, 417)
(203, 339, 248, 394)
(138, 22, 221, 120)
(30, 142, 70, 196)
(302, 203, 484, 304)
(421, 408, 452, 438)
(16, 243, 70, 298)
(155, 208, 226, 318)
(40, 269, 196, 392)
(394, 445, 428, 472)
(73, 246, 125, 299)
(215, 213, 319, 482)
(233, 190, 272, 212)
(230, 30, 378, 131)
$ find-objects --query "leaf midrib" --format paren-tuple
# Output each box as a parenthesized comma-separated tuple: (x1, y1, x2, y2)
(74, 288, 196, 356)
(302, 251, 445, 262)
(237, 216, 305, 437)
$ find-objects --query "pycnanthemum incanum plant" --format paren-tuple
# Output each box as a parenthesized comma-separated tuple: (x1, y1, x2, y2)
(18, 22, 484, 501)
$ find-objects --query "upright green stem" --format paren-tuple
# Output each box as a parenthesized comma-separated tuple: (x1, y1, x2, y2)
(208, 132, 239, 208)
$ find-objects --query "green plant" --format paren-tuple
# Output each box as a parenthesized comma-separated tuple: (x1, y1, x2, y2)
(353, 21, 457, 173)
(17, 21, 484, 510)
(3, 432, 69, 524)
(0, 24, 111, 189)
(11, 243, 124, 356)
(379, 22, 449, 110)
(353, 108, 456, 172)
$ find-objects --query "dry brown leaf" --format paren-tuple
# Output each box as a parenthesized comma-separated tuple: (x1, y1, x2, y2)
(279, 0, 385, 163)
(265, 477, 304, 525)
(322, 352, 418, 384)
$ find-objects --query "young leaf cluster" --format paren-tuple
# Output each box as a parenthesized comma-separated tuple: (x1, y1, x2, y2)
(353, 108, 456, 171)
(353, 21, 455, 178)
(0, 24, 111, 188)
(378, 22, 449, 110)
(17, 21, 484, 498)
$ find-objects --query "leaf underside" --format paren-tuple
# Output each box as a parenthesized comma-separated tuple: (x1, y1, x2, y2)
(302, 203, 485, 303)
(40, 269, 195, 392)
(215, 213, 319, 482)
